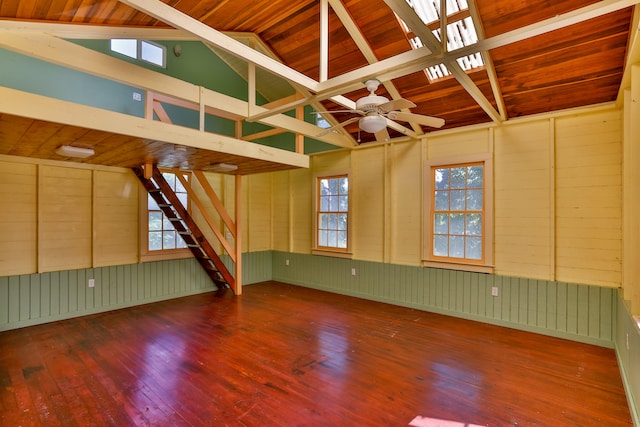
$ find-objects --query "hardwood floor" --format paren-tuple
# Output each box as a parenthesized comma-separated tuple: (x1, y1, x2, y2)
(0, 281, 632, 426)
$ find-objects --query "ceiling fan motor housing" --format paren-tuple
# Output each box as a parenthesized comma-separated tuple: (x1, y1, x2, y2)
(356, 94, 389, 112)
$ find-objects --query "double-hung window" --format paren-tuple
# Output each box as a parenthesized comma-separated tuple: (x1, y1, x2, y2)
(141, 170, 191, 261)
(424, 155, 493, 272)
(315, 175, 350, 254)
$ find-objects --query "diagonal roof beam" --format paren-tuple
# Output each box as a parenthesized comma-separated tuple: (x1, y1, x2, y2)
(0, 26, 352, 148)
(316, 0, 638, 100)
(328, 0, 419, 139)
(385, 0, 502, 123)
(117, 0, 637, 126)
(118, 0, 319, 92)
(467, 0, 508, 120)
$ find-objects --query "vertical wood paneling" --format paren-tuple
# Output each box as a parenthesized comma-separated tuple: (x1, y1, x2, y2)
(0, 257, 219, 332)
(555, 111, 622, 287)
(29, 273, 40, 319)
(93, 170, 139, 267)
(272, 251, 616, 346)
(352, 147, 385, 262)
(390, 141, 422, 266)
(494, 121, 552, 280)
(271, 171, 291, 252)
(0, 161, 37, 275)
(289, 168, 312, 253)
(39, 165, 92, 272)
(246, 173, 272, 252)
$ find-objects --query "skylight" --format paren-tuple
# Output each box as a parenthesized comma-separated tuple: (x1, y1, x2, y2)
(402, 0, 484, 81)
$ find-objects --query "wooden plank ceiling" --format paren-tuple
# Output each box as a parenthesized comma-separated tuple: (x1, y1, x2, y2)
(0, 0, 635, 172)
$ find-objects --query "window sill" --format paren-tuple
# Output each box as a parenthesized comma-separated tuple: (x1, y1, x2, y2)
(140, 249, 193, 263)
(422, 260, 494, 274)
(312, 249, 353, 259)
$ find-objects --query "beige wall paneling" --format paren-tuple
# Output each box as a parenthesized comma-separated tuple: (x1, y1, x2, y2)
(311, 149, 351, 173)
(494, 120, 553, 280)
(271, 170, 291, 252)
(246, 173, 272, 252)
(352, 146, 385, 262)
(93, 169, 139, 267)
(0, 161, 37, 276)
(390, 140, 422, 266)
(38, 165, 92, 272)
(289, 167, 312, 254)
(426, 128, 491, 159)
(191, 171, 224, 254)
(555, 109, 623, 287)
(624, 66, 640, 313)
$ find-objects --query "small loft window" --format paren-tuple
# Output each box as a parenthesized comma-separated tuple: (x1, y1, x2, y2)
(110, 39, 166, 67)
(401, 0, 484, 81)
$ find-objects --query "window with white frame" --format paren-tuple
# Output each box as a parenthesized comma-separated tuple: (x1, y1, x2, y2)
(424, 155, 493, 271)
(316, 175, 349, 252)
(110, 39, 166, 68)
(146, 171, 189, 252)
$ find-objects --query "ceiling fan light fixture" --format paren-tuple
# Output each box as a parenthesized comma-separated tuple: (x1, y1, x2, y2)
(55, 145, 95, 158)
(359, 115, 387, 133)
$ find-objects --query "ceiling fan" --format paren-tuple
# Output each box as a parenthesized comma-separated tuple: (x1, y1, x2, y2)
(317, 79, 445, 136)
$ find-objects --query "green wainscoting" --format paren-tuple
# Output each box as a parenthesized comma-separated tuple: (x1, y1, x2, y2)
(616, 291, 640, 425)
(272, 251, 616, 348)
(0, 251, 272, 332)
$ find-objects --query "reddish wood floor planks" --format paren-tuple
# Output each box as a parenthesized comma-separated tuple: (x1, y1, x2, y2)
(0, 281, 632, 426)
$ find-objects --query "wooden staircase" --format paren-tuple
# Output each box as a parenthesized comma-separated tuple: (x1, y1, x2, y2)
(132, 165, 235, 293)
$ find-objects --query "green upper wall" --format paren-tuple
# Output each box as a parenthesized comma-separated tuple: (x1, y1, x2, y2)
(1, 39, 338, 155)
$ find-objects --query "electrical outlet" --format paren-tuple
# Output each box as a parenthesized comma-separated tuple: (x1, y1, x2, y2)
(491, 286, 499, 297)
(285, 259, 290, 266)
(88, 278, 95, 288)
(351, 268, 356, 276)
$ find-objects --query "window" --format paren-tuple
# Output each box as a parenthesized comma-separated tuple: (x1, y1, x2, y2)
(424, 155, 493, 272)
(316, 175, 349, 252)
(110, 39, 166, 67)
(147, 171, 189, 252)
(399, 0, 484, 81)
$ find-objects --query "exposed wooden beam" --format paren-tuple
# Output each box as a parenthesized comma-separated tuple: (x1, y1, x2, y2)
(314, 0, 637, 104)
(452, 0, 640, 58)
(0, 86, 309, 169)
(118, 0, 319, 92)
(385, 0, 502, 123)
(467, 0, 507, 120)
(328, 0, 419, 139)
(240, 128, 287, 141)
(320, 0, 329, 82)
(0, 27, 352, 148)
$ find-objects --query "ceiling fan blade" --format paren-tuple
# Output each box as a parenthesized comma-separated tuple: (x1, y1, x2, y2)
(316, 116, 361, 137)
(313, 109, 362, 114)
(387, 111, 445, 128)
(376, 98, 416, 113)
(374, 127, 391, 142)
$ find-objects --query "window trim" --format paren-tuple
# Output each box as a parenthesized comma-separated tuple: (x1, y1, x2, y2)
(312, 172, 353, 258)
(139, 169, 192, 263)
(423, 154, 494, 273)
(110, 39, 167, 68)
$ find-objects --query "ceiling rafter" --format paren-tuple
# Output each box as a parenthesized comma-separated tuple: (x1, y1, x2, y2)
(0, 26, 353, 148)
(467, 0, 507, 121)
(327, 0, 420, 140)
(384, 0, 502, 123)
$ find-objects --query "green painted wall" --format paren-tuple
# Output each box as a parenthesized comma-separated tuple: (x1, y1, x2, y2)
(616, 291, 640, 424)
(271, 251, 616, 347)
(0, 48, 144, 117)
(0, 251, 272, 332)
